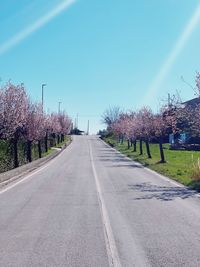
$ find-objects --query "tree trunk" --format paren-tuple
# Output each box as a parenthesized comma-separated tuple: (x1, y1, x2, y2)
(139, 139, 143, 155)
(118, 136, 120, 143)
(13, 137, 19, 168)
(57, 134, 60, 144)
(52, 133, 56, 146)
(45, 132, 48, 152)
(127, 139, 130, 149)
(61, 134, 64, 142)
(38, 140, 42, 158)
(159, 137, 166, 163)
(133, 140, 137, 152)
(27, 140, 32, 162)
(145, 139, 152, 158)
(130, 139, 133, 147)
(121, 135, 124, 144)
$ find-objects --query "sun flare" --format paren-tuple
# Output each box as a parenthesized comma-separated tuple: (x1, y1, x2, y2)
(142, 3, 200, 106)
(0, 0, 76, 56)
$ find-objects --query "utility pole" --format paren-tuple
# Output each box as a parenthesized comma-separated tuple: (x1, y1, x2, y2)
(76, 113, 79, 129)
(58, 101, 62, 113)
(41, 83, 47, 153)
(168, 93, 171, 108)
(42, 83, 47, 111)
(87, 120, 89, 135)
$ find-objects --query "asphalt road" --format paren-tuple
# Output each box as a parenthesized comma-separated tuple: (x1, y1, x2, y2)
(0, 135, 200, 267)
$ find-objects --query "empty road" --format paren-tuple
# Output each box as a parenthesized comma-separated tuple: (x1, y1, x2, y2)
(0, 135, 200, 267)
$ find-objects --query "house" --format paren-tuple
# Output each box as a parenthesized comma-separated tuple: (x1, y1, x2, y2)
(169, 97, 200, 149)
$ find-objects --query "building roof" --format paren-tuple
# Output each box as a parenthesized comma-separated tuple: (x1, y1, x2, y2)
(181, 97, 200, 108)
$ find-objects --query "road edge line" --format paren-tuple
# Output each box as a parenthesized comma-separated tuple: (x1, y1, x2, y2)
(89, 142, 122, 267)
(0, 138, 73, 195)
(99, 138, 188, 189)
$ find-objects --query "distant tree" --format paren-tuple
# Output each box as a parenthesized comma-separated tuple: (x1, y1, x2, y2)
(118, 113, 136, 149)
(58, 112, 72, 142)
(98, 129, 109, 138)
(24, 102, 45, 161)
(49, 113, 63, 145)
(111, 119, 123, 141)
(102, 106, 121, 132)
(44, 114, 52, 152)
(153, 112, 167, 163)
(125, 112, 137, 151)
(136, 107, 154, 158)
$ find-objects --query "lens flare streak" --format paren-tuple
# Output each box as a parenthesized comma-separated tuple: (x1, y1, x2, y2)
(0, 0, 76, 55)
(142, 3, 200, 106)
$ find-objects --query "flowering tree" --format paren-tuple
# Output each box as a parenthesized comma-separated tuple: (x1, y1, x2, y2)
(120, 113, 137, 149)
(102, 72, 200, 164)
(124, 112, 137, 151)
(117, 113, 128, 144)
(0, 80, 72, 172)
(153, 112, 167, 163)
(195, 72, 200, 95)
(44, 114, 52, 152)
(110, 113, 130, 145)
(24, 102, 46, 161)
(111, 120, 123, 141)
(58, 112, 72, 142)
(50, 113, 62, 144)
(0, 82, 29, 167)
(136, 107, 154, 158)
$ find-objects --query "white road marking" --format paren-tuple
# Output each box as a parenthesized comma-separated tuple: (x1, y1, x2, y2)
(89, 142, 122, 267)
(0, 165, 50, 195)
(0, 141, 72, 195)
(100, 138, 187, 188)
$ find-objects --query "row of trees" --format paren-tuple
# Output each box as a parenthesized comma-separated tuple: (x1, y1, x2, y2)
(102, 106, 171, 163)
(0, 82, 72, 169)
(102, 73, 200, 163)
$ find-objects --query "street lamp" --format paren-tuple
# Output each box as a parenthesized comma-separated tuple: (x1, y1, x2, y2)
(58, 101, 62, 113)
(42, 83, 47, 110)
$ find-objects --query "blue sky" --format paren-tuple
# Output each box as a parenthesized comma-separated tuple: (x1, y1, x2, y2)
(1, 0, 200, 133)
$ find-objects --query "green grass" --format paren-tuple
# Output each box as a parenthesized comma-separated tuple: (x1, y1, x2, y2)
(41, 148, 53, 158)
(54, 135, 71, 148)
(0, 140, 13, 172)
(0, 135, 72, 173)
(103, 136, 200, 190)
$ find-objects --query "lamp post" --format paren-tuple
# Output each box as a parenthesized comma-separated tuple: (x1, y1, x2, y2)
(58, 101, 62, 113)
(42, 83, 47, 111)
(41, 83, 47, 152)
(87, 120, 89, 135)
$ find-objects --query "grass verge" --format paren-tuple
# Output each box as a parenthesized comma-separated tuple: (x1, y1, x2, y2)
(0, 135, 72, 173)
(54, 136, 71, 149)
